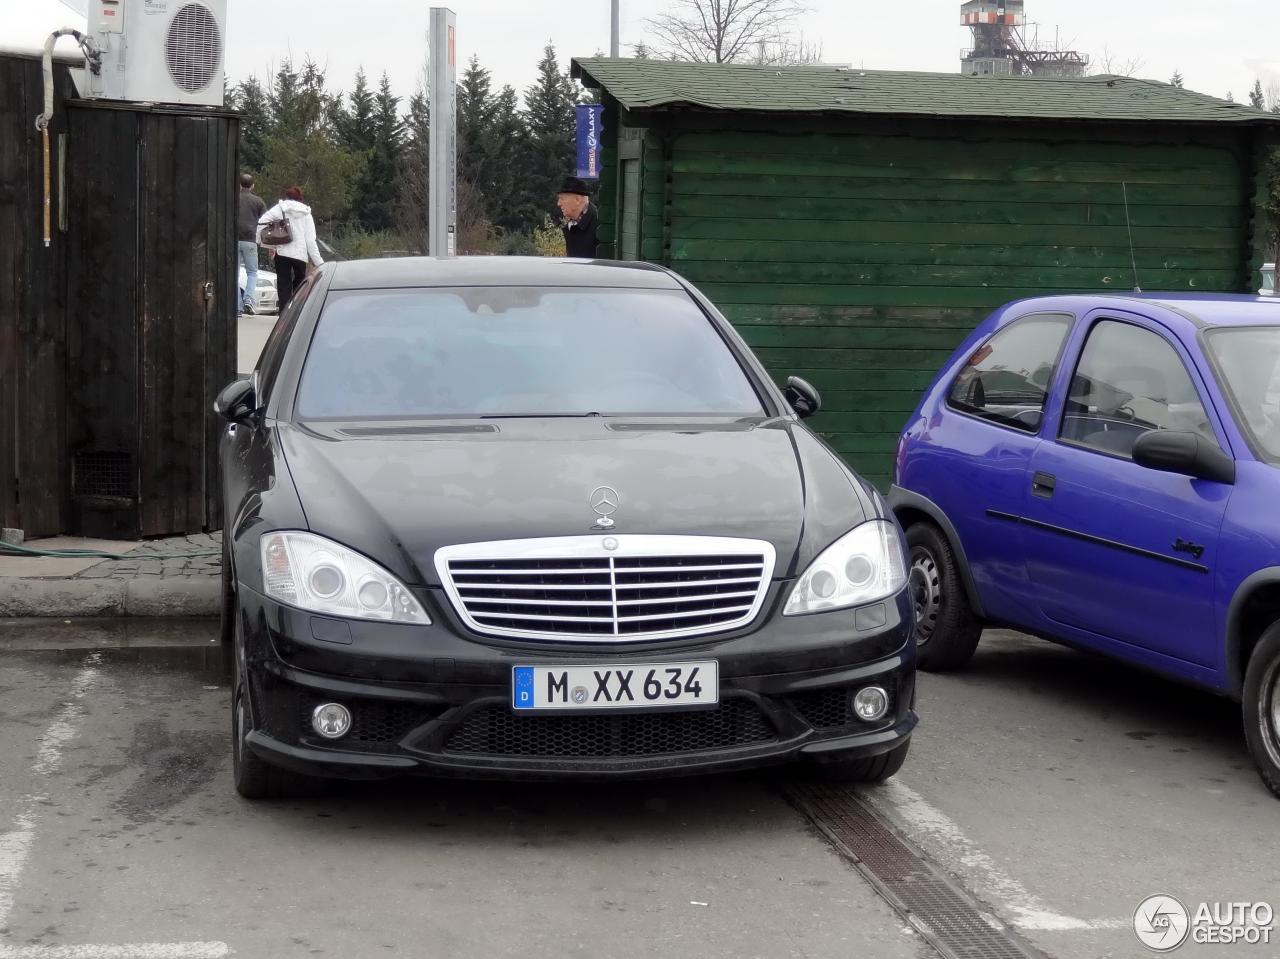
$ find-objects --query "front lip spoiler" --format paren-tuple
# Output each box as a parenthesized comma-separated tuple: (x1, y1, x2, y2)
(245, 715, 917, 782)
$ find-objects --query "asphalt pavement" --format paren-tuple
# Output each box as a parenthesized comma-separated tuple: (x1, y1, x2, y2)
(238, 312, 275, 377)
(0, 627, 1276, 959)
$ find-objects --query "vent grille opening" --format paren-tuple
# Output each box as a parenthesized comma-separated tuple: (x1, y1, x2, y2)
(445, 700, 776, 758)
(72, 451, 135, 500)
(166, 3, 222, 93)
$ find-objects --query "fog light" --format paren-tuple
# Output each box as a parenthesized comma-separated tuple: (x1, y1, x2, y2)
(311, 703, 352, 739)
(851, 686, 889, 722)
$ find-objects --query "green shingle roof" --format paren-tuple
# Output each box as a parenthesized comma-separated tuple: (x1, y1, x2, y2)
(571, 58, 1280, 125)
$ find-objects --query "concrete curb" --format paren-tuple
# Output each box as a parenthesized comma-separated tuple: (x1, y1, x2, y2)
(0, 577, 221, 618)
(0, 616, 221, 650)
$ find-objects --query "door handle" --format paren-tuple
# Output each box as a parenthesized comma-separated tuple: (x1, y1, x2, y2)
(1032, 472, 1057, 498)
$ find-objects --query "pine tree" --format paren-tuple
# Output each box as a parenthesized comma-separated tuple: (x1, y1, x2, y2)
(457, 55, 496, 208)
(334, 69, 381, 230)
(267, 58, 300, 128)
(395, 91, 430, 244)
(361, 73, 405, 231)
(490, 85, 531, 232)
(234, 76, 270, 173)
(1251, 80, 1267, 110)
(338, 69, 378, 154)
(1169, 71, 1184, 89)
(522, 45, 577, 227)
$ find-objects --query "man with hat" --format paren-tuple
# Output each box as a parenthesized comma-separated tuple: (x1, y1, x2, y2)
(558, 177, 599, 259)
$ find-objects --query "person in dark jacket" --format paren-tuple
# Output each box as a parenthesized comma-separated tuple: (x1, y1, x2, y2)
(236, 174, 266, 314)
(558, 177, 598, 259)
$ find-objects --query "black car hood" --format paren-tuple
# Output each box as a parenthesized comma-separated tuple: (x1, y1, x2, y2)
(278, 418, 876, 586)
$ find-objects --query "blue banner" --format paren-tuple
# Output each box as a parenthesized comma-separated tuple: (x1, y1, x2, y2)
(575, 104, 605, 180)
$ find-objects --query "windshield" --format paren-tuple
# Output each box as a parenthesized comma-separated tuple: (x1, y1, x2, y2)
(295, 287, 766, 419)
(1205, 326, 1280, 464)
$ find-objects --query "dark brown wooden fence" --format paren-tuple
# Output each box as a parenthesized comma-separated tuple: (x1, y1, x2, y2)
(0, 52, 238, 540)
(0, 53, 74, 538)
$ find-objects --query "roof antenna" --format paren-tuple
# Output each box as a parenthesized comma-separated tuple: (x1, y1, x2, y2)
(1122, 181, 1142, 293)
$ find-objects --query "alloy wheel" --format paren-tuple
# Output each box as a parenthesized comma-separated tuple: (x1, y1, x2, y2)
(1264, 658, 1280, 771)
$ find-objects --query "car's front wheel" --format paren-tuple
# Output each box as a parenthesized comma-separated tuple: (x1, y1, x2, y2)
(1242, 622, 1280, 799)
(231, 601, 317, 800)
(906, 522, 982, 672)
(219, 532, 235, 647)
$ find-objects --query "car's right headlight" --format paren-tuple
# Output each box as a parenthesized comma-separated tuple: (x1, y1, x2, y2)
(260, 531, 430, 623)
(784, 520, 908, 616)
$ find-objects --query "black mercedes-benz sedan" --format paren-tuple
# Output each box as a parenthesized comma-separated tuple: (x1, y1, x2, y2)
(215, 257, 917, 798)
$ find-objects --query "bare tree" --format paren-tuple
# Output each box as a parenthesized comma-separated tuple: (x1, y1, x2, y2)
(1092, 47, 1144, 78)
(647, 0, 809, 65)
(751, 34, 823, 66)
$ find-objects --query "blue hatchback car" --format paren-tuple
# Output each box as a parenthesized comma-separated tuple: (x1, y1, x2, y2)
(890, 293, 1280, 796)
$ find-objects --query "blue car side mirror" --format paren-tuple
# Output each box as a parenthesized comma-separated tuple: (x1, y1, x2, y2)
(1132, 430, 1235, 485)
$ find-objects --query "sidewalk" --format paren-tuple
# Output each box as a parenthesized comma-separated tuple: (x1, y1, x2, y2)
(0, 533, 222, 618)
(1, 310, 271, 621)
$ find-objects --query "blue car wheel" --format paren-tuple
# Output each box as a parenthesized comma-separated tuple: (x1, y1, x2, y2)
(905, 523, 982, 672)
(1244, 622, 1280, 799)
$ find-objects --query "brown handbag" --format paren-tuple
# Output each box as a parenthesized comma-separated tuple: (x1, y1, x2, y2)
(260, 207, 293, 246)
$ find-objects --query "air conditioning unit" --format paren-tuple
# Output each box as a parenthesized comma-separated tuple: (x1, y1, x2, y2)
(83, 0, 226, 107)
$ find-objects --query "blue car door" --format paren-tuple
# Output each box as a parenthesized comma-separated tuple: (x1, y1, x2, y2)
(907, 312, 1074, 625)
(1020, 310, 1233, 669)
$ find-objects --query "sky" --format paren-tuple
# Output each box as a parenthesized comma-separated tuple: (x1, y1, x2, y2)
(9, 0, 1279, 106)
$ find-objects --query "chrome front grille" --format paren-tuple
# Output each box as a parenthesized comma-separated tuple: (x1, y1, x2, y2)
(436, 536, 776, 642)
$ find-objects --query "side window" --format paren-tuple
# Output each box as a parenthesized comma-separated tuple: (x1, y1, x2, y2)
(254, 277, 315, 404)
(947, 314, 1071, 432)
(1059, 319, 1217, 459)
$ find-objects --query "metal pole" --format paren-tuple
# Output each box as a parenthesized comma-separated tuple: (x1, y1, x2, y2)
(610, 0, 620, 56)
(428, 7, 457, 257)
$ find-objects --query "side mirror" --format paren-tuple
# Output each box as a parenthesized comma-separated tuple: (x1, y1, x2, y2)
(1132, 430, 1235, 485)
(784, 376, 822, 419)
(214, 378, 258, 424)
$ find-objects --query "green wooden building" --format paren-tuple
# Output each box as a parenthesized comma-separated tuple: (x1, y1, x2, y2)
(570, 58, 1280, 488)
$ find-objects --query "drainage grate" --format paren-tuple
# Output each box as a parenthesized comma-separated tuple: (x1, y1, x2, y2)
(786, 783, 1043, 959)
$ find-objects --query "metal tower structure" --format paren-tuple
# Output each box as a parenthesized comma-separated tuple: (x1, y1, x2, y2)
(960, 1, 1089, 78)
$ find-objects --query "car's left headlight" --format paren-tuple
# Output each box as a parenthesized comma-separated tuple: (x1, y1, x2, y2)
(784, 520, 908, 616)
(260, 531, 430, 623)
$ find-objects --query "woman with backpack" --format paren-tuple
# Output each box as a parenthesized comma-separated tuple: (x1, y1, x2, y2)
(257, 185, 324, 310)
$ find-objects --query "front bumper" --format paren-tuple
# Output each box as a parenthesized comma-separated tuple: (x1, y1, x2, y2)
(238, 582, 918, 781)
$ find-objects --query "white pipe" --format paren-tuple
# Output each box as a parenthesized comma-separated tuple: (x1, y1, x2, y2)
(34, 29, 101, 249)
(37, 28, 100, 128)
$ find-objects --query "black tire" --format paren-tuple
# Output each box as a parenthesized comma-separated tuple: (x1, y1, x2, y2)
(1242, 622, 1280, 799)
(219, 532, 235, 647)
(906, 522, 982, 672)
(230, 600, 316, 800)
(811, 740, 910, 784)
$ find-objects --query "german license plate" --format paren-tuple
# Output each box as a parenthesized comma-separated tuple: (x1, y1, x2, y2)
(512, 661, 719, 711)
